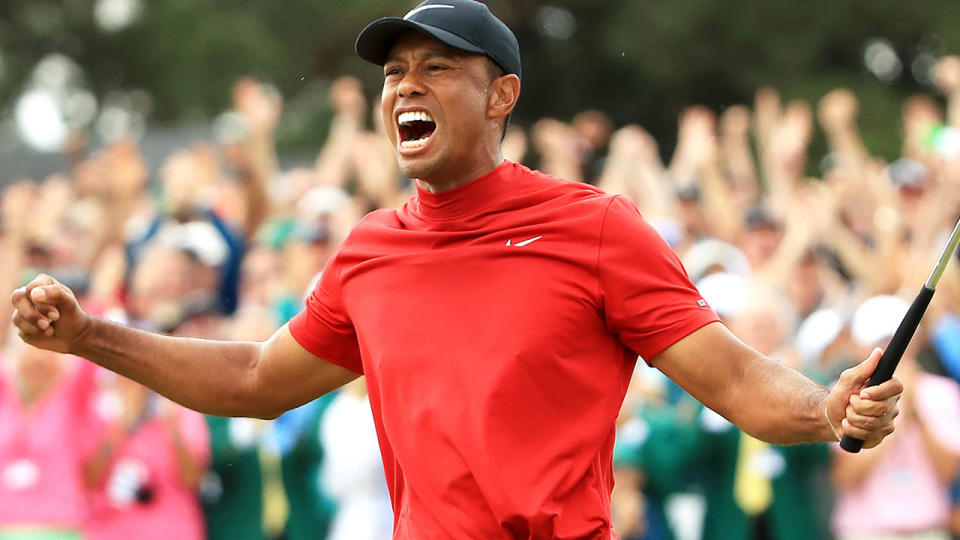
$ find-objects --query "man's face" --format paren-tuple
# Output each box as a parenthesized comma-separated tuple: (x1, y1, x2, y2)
(381, 32, 497, 183)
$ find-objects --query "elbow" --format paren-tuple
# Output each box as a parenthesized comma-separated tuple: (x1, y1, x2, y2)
(223, 344, 284, 420)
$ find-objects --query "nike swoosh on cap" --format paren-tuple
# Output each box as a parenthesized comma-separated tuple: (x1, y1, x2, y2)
(404, 4, 456, 19)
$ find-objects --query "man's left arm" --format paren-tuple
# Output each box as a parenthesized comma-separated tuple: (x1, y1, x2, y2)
(652, 321, 902, 447)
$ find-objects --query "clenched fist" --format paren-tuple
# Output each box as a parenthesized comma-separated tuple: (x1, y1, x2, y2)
(825, 347, 903, 449)
(10, 274, 91, 354)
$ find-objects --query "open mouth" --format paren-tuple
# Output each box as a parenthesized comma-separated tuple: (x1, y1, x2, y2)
(397, 111, 437, 150)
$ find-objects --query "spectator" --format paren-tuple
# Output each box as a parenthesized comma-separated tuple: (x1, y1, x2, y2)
(832, 295, 960, 540)
(82, 375, 210, 540)
(319, 379, 393, 540)
(0, 342, 98, 540)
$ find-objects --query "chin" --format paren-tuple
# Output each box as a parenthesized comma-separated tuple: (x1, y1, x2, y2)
(398, 155, 444, 181)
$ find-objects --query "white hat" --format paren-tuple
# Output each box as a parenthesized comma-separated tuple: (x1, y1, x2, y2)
(851, 295, 909, 347)
(684, 238, 752, 282)
(154, 221, 229, 267)
(297, 185, 350, 220)
(696, 272, 750, 319)
(795, 308, 845, 363)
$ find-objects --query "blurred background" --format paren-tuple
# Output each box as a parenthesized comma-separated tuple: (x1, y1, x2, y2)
(4, 0, 960, 178)
(3, 1, 960, 540)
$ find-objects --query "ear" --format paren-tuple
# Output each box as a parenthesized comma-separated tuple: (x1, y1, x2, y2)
(487, 74, 521, 122)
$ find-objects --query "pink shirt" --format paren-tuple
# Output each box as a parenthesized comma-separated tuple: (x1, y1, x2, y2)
(0, 358, 99, 530)
(833, 373, 960, 535)
(84, 400, 210, 540)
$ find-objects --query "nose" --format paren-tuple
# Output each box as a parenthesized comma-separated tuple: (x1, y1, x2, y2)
(396, 69, 427, 98)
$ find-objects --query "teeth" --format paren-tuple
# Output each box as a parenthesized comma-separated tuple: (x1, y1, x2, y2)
(400, 137, 429, 149)
(398, 111, 434, 125)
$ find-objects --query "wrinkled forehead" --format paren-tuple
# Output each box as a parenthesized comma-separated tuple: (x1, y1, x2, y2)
(385, 30, 475, 63)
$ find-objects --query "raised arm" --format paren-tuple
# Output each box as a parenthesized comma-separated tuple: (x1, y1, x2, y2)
(652, 322, 901, 447)
(11, 274, 359, 419)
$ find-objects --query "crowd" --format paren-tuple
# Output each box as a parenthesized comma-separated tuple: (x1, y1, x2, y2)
(1, 51, 960, 540)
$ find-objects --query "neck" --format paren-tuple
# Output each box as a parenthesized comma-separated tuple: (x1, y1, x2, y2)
(415, 148, 504, 194)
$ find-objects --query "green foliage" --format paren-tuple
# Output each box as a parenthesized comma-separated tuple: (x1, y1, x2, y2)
(3, 0, 960, 161)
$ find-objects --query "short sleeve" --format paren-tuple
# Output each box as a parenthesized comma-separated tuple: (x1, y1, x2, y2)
(598, 196, 720, 362)
(288, 249, 364, 374)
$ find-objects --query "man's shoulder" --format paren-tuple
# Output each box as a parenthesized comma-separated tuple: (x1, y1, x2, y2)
(513, 162, 606, 193)
(339, 208, 401, 243)
(509, 162, 617, 211)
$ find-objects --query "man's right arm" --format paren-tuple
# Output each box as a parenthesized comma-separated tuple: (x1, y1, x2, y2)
(11, 274, 360, 419)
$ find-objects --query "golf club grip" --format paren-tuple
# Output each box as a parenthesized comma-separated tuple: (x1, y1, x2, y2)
(840, 287, 935, 453)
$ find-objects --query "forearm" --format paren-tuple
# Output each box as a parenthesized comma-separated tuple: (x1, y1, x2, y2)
(697, 160, 741, 241)
(657, 324, 836, 445)
(655, 323, 900, 449)
(238, 164, 270, 238)
(726, 352, 836, 445)
(825, 128, 869, 167)
(73, 317, 269, 418)
(720, 138, 759, 204)
(315, 114, 361, 187)
(169, 428, 205, 490)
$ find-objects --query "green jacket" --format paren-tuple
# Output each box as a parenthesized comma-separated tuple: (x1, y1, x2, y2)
(281, 394, 338, 540)
(203, 416, 265, 540)
(691, 407, 832, 540)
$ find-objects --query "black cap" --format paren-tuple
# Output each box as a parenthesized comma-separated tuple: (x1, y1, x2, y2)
(356, 0, 521, 80)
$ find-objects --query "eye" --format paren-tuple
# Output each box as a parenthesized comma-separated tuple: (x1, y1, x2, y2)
(426, 64, 449, 71)
(384, 66, 403, 77)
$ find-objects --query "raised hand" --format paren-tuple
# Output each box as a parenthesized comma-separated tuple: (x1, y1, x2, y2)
(102, 139, 148, 202)
(670, 106, 718, 179)
(825, 348, 903, 449)
(329, 76, 367, 120)
(232, 78, 283, 136)
(10, 274, 91, 354)
(818, 88, 859, 133)
(1, 181, 38, 242)
(719, 104, 751, 140)
(935, 56, 960, 96)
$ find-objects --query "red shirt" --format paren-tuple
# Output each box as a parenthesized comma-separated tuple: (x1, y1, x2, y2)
(289, 161, 718, 539)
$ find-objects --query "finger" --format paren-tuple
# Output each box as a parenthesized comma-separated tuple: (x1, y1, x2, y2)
(12, 311, 42, 336)
(850, 393, 896, 417)
(841, 417, 882, 441)
(28, 284, 74, 314)
(11, 288, 47, 326)
(848, 347, 884, 385)
(845, 404, 897, 431)
(24, 273, 57, 298)
(860, 376, 904, 401)
(861, 423, 896, 449)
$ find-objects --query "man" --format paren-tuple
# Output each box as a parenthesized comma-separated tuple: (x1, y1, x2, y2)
(11, 1, 901, 538)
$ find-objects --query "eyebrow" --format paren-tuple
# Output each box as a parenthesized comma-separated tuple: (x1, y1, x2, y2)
(384, 49, 460, 65)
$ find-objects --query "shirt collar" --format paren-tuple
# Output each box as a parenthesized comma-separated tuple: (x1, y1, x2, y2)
(413, 160, 515, 221)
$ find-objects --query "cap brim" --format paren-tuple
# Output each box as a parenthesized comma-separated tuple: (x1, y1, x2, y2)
(356, 17, 486, 66)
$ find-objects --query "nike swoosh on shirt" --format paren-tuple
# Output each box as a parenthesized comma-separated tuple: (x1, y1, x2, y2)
(505, 236, 543, 247)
